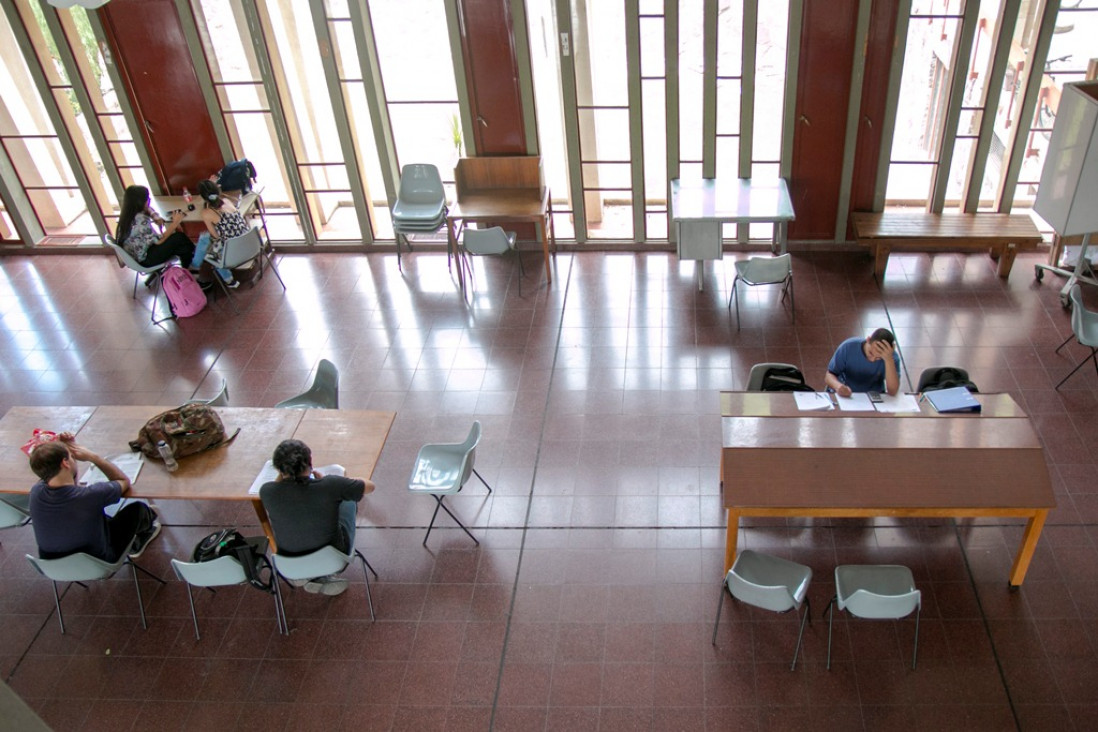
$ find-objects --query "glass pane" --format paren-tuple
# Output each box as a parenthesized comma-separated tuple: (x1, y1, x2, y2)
(715, 135, 739, 180)
(388, 103, 461, 181)
(646, 212, 668, 240)
(754, 0, 788, 164)
(371, 0, 458, 103)
(717, 0, 744, 78)
(578, 108, 631, 163)
(716, 78, 741, 135)
(581, 162, 631, 189)
(573, 0, 628, 108)
(642, 79, 667, 226)
(639, 16, 664, 77)
(216, 83, 269, 111)
(194, 0, 260, 84)
(330, 19, 362, 80)
(945, 136, 974, 205)
(586, 193, 633, 239)
(885, 162, 934, 204)
(526, 0, 572, 220)
(679, 0, 704, 164)
(300, 165, 350, 192)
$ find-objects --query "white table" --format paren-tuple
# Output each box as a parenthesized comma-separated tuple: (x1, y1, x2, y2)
(670, 177, 795, 290)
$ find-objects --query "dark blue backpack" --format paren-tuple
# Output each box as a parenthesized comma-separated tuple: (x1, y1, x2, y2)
(217, 158, 256, 193)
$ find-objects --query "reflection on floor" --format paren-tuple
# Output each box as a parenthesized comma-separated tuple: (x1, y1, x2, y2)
(0, 248, 1096, 731)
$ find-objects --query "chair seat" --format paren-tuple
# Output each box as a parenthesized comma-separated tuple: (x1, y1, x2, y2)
(463, 228, 516, 256)
(392, 201, 445, 220)
(272, 545, 350, 581)
(409, 443, 468, 495)
(734, 255, 792, 285)
(835, 564, 919, 618)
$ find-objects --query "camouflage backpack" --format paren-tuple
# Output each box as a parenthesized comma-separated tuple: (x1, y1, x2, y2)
(129, 404, 239, 461)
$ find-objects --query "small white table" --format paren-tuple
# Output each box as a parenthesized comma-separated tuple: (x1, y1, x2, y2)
(670, 177, 795, 290)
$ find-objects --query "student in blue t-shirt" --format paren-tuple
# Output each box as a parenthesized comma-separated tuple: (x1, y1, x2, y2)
(824, 327, 900, 397)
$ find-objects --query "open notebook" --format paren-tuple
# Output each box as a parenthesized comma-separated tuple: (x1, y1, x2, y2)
(80, 452, 144, 486)
(248, 461, 346, 495)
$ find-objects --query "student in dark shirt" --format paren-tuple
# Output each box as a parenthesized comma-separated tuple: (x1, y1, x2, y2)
(259, 439, 374, 595)
(28, 436, 160, 562)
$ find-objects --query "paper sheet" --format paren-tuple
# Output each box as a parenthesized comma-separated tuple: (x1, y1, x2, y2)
(248, 461, 347, 495)
(835, 393, 875, 411)
(80, 452, 144, 486)
(873, 393, 922, 413)
(794, 391, 834, 411)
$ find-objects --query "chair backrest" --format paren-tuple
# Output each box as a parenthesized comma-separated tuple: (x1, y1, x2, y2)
(171, 556, 247, 588)
(1068, 285, 1098, 347)
(219, 227, 264, 269)
(0, 499, 30, 529)
(746, 363, 807, 392)
(740, 253, 792, 284)
(842, 588, 921, 620)
(463, 227, 513, 256)
(275, 359, 340, 409)
(727, 570, 799, 613)
(457, 420, 483, 486)
(397, 164, 445, 205)
(186, 378, 230, 407)
(104, 234, 161, 275)
(271, 544, 350, 581)
(26, 552, 123, 583)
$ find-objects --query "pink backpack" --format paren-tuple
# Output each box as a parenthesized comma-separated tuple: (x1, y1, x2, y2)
(160, 265, 207, 318)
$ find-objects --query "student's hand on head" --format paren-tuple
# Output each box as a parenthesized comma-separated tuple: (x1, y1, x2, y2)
(868, 339, 893, 362)
(66, 443, 97, 462)
(58, 432, 76, 444)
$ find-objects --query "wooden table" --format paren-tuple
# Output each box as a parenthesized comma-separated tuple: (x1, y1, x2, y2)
(447, 188, 555, 287)
(0, 406, 395, 546)
(850, 211, 1042, 279)
(670, 177, 795, 290)
(719, 392, 1054, 587)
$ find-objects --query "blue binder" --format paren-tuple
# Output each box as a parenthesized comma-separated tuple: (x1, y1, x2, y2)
(924, 385, 981, 413)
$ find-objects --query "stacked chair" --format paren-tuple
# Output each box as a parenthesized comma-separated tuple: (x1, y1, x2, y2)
(392, 164, 448, 271)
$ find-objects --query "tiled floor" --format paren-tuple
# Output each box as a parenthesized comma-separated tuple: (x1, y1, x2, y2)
(1, 247, 1096, 731)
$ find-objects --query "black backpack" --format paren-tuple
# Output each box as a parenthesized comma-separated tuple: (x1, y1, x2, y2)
(918, 366, 979, 394)
(192, 528, 274, 592)
(760, 366, 814, 392)
(217, 159, 256, 193)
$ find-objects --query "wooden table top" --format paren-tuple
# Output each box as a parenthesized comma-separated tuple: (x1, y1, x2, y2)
(719, 392, 1054, 510)
(0, 406, 395, 502)
(719, 391, 1028, 418)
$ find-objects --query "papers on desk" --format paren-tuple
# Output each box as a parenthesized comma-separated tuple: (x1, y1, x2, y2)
(794, 392, 835, 411)
(835, 393, 876, 411)
(248, 460, 347, 495)
(874, 393, 922, 413)
(80, 452, 144, 486)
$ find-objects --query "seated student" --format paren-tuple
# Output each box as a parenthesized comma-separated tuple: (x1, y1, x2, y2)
(116, 185, 197, 270)
(259, 439, 375, 596)
(28, 435, 160, 562)
(824, 327, 901, 397)
(195, 179, 252, 288)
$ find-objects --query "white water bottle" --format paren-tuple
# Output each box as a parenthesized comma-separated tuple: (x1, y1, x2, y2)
(157, 440, 179, 472)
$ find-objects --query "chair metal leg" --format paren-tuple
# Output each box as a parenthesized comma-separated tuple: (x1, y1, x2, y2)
(791, 598, 809, 671)
(711, 585, 727, 645)
(728, 277, 742, 329)
(262, 251, 287, 290)
(354, 550, 376, 622)
(911, 604, 920, 670)
(426, 495, 479, 546)
(130, 560, 148, 630)
(149, 275, 175, 325)
(1055, 347, 1098, 389)
(471, 467, 493, 494)
(825, 596, 836, 670)
(1054, 333, 1075, 354)
(423, 498, 443, 546)
(272, 572, 289, 634)
(130, 561, 167, 584)
(51, 581, 65, 634)
(184, 583, 201, 640)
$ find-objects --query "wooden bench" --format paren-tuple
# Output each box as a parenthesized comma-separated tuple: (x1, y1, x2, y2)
(851, 211, 1043, 279)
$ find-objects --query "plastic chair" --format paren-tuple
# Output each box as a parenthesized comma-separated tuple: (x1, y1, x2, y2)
(172, 555, 284, 639)
(103, 234, 173, 324)
(728, 253, 794, 330)
(392, 164, 447, 271)
(185, 378, 229, 407)
(746, 363, 808, 392)
(205, 227, 286, 313)
(826, 564, 921, 670)
(26, 547, 165, 634)
(461, 227, 526, 296)
(711, 550, 812, 670)
(271, 545, 377, 624)
(275, 359, 339, 409)
(1054, 285, 1098, 390)
(408, 421, 492, 546)
(915, 366, 978, 393)
(0, 497, 31, 546)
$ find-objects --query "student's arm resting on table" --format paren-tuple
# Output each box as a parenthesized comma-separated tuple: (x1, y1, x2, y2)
(824, 371, 852, 398)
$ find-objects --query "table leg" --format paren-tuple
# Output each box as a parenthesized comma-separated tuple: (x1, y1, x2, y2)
(537, 216, 552, 285)
(1009, 509, 1047, 587)
(448, 218, 465, 291)
(996, 243, 1017, 278)
(724, 509, 739, 574)
(252, 498, 277, 553)
(874, 245, 890, 278)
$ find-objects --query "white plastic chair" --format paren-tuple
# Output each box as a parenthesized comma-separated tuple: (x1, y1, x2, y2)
(103, 234, 173, 324)
(461, 227, 526, 296)
(712, 550, 812, 670)
(185, 378, 229, 407)
(826, 564, 921, 670)
(745, 363, 807, 392)
(275, 359, 339, 409)
(205, 227, 286, 313)
(392, 164, 447, 271)
(26, 548, 164, 634)
(0, 497, 31, 546)
(408, 421, 492, 546)
(1055, 285, 1098, 389)
(271, 545, 377, 624)
(728, 253, 794, 330)
(172, 555, 283, 639)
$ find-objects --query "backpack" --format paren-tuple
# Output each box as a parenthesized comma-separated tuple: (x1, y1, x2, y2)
(217, 159, 257, 193)
(160, 265, 206, 318)
(919, 367, 979, 394)
(192, 528, 274, 592)
(129, 403, 240, 461)
(760, 366, 814, 392)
